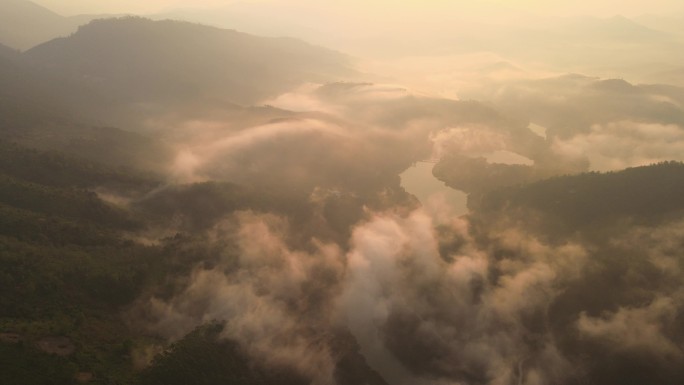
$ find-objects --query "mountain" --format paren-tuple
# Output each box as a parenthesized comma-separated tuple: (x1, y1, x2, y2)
(437, 15, 684, 81)
(24, 17, 358, 112)
(0, 0, 76, 50)
(635, 13, 684, 38)
(0, 0, 131, 51)
(650, 66, 684, 87)
(0, 43, 19, 59)
(469, 162, 684, 236)
(140, 324, 388, 385)
(0, 140, 391, 385)
(0, 51, 171, 170)
(559, 15, 671, 42)
(0, 138, 164, 384)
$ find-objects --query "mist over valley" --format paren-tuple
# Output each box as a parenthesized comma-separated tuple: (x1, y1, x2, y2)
(2, 1, 684, 384)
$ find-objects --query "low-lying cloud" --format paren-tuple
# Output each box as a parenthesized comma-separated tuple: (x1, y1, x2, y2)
(127, 75, 684, 385)
(552, 121, 684, 171)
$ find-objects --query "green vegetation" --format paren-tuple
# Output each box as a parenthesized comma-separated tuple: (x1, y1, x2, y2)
(0, 140, 388, 384)
(0, 341, 77, 385)
(470, 161, 684, 234)
(134, 181, 249, 231)
(0, 142, 165, 384)
(139, 323, 309, 385)
(0, 141, 156, 190)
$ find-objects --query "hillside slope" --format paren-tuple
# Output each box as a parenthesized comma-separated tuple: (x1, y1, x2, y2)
(25, 17, 357, 108)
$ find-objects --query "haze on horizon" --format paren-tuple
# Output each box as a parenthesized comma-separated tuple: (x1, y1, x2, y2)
(4, 1, 684, 385)
(12, 0, 680, 103)
(30, 0, 684, 18)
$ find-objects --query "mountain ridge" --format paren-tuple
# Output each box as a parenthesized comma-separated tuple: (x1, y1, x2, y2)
(24, 17, 358, 113)
(0, 0, 74, 50)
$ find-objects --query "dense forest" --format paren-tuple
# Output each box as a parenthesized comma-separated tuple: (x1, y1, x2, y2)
(0, 22, 400, 385)
(469, 161, 684, 238)
(0, 138, 392, 384)
(3, 123, 684, 385)
(3, 2, 684, 385)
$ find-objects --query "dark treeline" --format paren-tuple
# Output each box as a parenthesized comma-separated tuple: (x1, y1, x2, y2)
(470, 161, 684, 235)
(3, 3, 684, 385)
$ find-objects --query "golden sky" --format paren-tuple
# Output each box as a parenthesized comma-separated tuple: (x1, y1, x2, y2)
(31, 0, 684, 17)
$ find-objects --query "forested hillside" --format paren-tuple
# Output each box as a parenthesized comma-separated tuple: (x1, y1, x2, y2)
(469, 161, 684, 237)
(4, 2, 684, 384)
(0, 140, 392, 384)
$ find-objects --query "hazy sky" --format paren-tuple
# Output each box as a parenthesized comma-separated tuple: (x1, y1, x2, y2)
(26, 0, 684, 94)
(31, 0, 684, 17)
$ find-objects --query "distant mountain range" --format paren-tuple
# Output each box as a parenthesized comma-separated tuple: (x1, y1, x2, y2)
(0, 0, 119, 50)
(4, 2, 684, 385)
(22, 17, 356, 115)
(0, 17, 362, 170)
(0, 43, 18, 59)
(635, 13, 684, 37)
